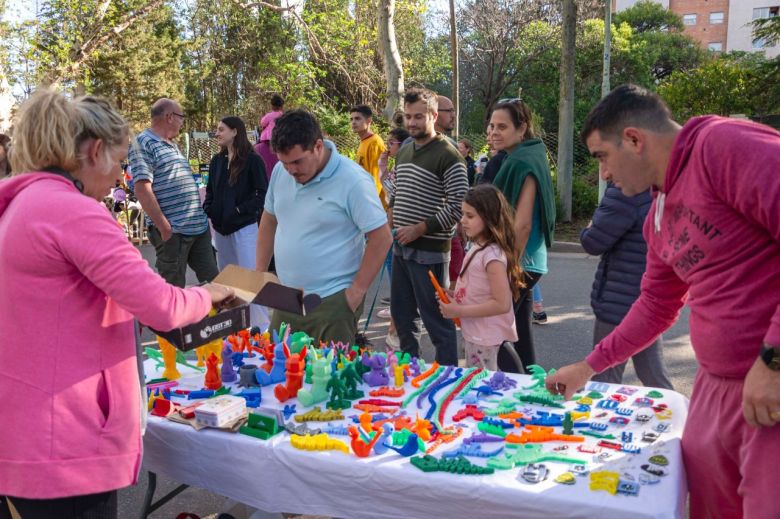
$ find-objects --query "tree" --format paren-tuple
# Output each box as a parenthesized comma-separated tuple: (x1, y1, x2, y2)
(752, 15, 780, 48)
(459, 0, 559, 128)
(378, 0, 404, 120)
(33, 0, 165, 89)
(557, 0, 576, 222)
(658, 52, 780, 122)
(613, 0, 683, 33)
(89, 4, 185, 129)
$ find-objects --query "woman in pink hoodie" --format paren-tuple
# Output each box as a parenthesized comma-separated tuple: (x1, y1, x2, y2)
(0, 90, 233, 518)
(254, 94, 284, 181)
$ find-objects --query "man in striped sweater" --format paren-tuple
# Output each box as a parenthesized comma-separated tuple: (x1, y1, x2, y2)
(130, 98, 218, 288)
(389, 88, 469, 366)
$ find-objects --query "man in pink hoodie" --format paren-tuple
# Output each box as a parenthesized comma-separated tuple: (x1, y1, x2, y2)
(546, 84, 780, 518)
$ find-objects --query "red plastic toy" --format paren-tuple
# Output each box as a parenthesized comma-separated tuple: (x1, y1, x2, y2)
(452, 404, 486, 422)
(204, 353, 222, 390)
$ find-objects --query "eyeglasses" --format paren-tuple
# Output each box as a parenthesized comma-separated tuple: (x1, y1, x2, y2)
(497, 98, 522, 105)
(169, 112, 186, 120)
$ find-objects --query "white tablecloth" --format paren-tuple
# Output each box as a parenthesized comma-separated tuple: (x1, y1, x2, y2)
(142, 359, 688, 519)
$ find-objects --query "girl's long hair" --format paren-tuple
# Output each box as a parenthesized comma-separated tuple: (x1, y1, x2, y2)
(220, 116, 253, 186)
(463, 184, 525, 300)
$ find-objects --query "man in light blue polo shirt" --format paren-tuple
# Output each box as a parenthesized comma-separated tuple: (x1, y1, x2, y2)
(129, 98, 218, 288)
(256, 109, 392, 344)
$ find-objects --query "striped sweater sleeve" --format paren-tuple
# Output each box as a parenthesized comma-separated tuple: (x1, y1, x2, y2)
(426, 160, 468, 234)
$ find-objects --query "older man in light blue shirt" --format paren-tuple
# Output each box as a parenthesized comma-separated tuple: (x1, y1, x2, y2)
(256, 109, 392, 344)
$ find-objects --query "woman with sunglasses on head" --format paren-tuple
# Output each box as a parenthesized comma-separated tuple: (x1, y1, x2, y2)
(489, 98, 556, 373)
(0, 90, 233, 519)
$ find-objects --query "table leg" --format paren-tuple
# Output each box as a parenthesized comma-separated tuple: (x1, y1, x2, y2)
(140, 471, 189, 518)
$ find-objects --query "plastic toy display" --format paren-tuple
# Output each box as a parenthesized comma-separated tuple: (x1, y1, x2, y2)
(143, 323, 687, 518)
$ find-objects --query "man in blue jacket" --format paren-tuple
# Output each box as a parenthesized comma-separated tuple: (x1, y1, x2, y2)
(580, 183, 673, 388)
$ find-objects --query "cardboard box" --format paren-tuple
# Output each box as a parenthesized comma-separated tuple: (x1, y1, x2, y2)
(152, 265, 321, 351)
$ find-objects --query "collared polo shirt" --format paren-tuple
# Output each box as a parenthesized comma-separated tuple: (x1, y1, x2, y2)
(265, 140, 387, 298)
(128, 129, 208, 236)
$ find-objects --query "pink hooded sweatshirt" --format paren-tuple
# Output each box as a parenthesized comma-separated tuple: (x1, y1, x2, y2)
(0, 173, 211, 499)
(587, 116, 780, 379)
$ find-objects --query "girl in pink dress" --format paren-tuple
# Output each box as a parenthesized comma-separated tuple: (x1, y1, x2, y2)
(438, 184, 524, 370)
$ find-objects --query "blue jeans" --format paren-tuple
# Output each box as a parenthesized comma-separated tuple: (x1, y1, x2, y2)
(390, 255, 457, 366)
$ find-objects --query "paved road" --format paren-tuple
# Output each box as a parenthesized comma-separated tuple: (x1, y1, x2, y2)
(121, 247, 695, 518)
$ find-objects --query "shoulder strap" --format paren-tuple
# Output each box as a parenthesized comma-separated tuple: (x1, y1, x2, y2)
(459, 244, 487, 278)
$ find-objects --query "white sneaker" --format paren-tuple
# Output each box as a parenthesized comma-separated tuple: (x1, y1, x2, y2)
(377, 308, 392, 319)
(385, 330, 400, 351)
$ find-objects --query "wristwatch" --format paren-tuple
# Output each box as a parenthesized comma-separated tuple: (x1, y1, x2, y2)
(760, 345, 780, 371)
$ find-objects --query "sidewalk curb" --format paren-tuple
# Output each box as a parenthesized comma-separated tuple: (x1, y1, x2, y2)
(550, 241, 585, 254)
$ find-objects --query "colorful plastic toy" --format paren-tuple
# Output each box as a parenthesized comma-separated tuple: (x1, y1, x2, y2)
(220, 340, 238, 383)
(589, 471, 620, 494)
(238, 365, 260, 388)
(239, 412, 282, 440)
(361, 352, 390, 387)
(326, 371, 351, 410)
(428, 269, 460, 326)
(442, 443, 503, 459)
(369, 386, 405, 398)
(385, 431, 423, 456)
(204, 353, 222, 390)
(339, 358, 364, 400)
(452, 404, 485, 422)
(348, 425, 381, 457)
(294, 406, 344, 423)
(411, 455, 494, 475)
(274, 345, 308, 402)
(297, 349, 334, 407)
(290, 433, 349, 454)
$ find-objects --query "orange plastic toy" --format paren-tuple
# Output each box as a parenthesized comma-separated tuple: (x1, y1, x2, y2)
(411, 362, 440, 388)
(369, 386, 405, 398)
(428, 270, 461, 327)
(505, 425, 585, 444)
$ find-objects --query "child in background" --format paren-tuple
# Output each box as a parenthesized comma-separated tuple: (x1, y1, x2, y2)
(438, 185, 523, 370)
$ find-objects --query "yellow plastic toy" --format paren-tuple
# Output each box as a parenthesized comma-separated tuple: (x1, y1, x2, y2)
(290, 433, 349, 454)
(157, 336, 181, 380)
(393, 365, 405, 387)
(196, 337, 223, 367)
(589, 471, 619, 495)
(570, 410, 590, 421)
(294, 406, 344, 423)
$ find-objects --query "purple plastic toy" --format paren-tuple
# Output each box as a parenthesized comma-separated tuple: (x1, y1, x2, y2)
(361, 353, 390, 387)
(221, 341, 238, 383)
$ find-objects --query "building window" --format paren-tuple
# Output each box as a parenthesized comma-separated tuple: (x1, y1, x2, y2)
(683, 14, 697, 26)
(710, 12, 724, 24)
(708, 42, 723, 52)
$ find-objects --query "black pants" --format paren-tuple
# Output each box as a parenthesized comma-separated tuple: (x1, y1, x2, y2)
(497, 271, 543, 373)
(1, 490, 117, 519)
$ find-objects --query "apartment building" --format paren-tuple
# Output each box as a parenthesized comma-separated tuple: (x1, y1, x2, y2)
(613, 0, 779, 58)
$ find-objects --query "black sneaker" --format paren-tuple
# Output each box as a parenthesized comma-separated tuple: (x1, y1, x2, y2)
(532, 311, 548, 324)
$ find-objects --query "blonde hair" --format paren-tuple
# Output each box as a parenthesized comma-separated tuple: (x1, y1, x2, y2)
(9, 89, 128, 175)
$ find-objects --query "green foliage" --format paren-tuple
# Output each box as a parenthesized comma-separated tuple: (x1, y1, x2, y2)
(658, 52, 780, 121)
(89, 5, 185, 130)
(752, 15, 780, 48)
(613, 0, 684, 33)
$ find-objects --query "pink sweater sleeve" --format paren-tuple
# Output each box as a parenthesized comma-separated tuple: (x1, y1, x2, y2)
(58, 204, 212, 331)
(705, 122, 780, 348)
(586, 236, 689, 373)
